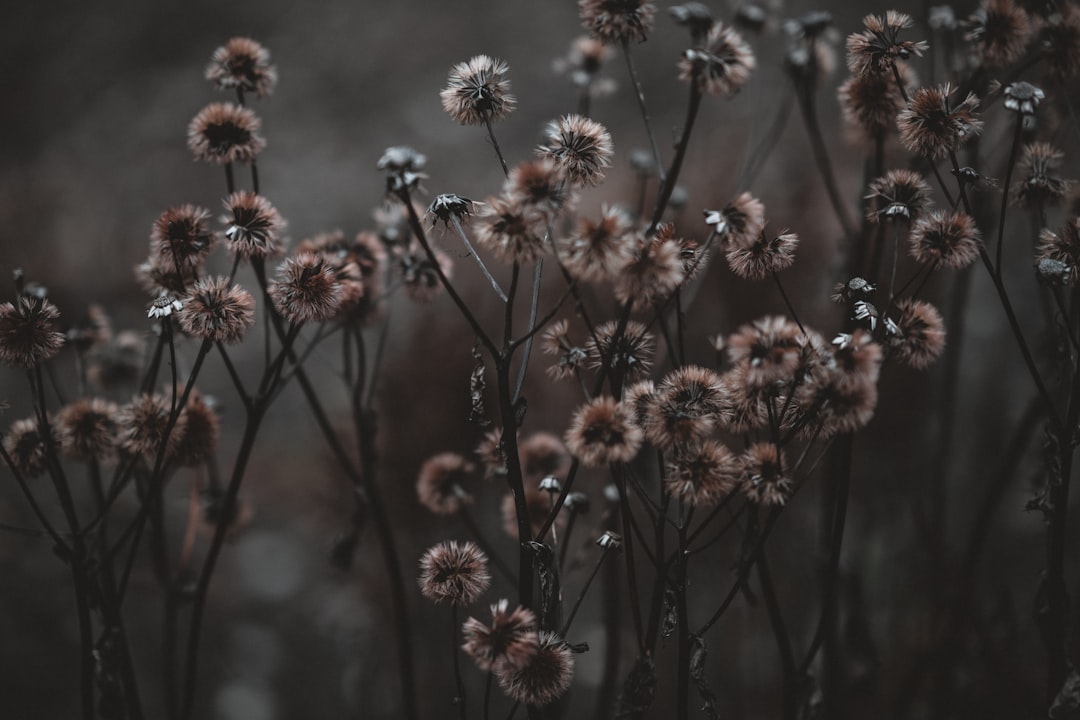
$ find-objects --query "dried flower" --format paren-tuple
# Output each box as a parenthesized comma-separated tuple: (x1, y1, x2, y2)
(1036, 219, 1080, 287)
(726, 226, 799, 280)
(888, 298, 946, 369)
(838, 67, 910, 142)
(520, 433, 572, 483)
(418, 540, 491, 606)
(909, 211, 981, 269)
(473, 194, 547, 265)
(542, 320, 588, 382)
(965, 0, 1032, 67)
(135, 256, 198, 297)
(56, 398, 120, 462)
(585, 320, 654, 382)
(622, 379, 656, 429)
(538, 114, 614, 187)
(866, 170, 933, 223)
(558, 205, 635, 282)
(0, 297, 64, 369)
(462, 600, 539, 673)
(416, 452, 475, 516)
(117, 393, 188, 460)
(1042, 5, 1080, 81)
(222, 191, 286, 259)
(644, 365, 724, 450)
(147, 295, 183, 319)
(476, 428, 508, 480)
(704, 192, 766, 248)
(440, 55, 516, 126)
(205, 37, 277, 98)
(270, 252, 344, 324)
(717, 365, 769, 433)
(3, 417, 54, 478)
(665, 440, 740, 506)
(739, 443, 791, 505)
(1002, 81, 1044, 115)
(427, 194, 478, 228)
(580, 0, 656, 44)
(565, 397, 643, 467)
(177, 276, 256, 344)
(554, 36, 615, 89)
(496, 631, 575, 706)
(1011, 142, 1072, 209)
(846, 11, 928, 78)
(727, 316, 804, 386)
(614, 233, 686, 308)
(173, 393, 219, 467)
(187, 103, 265, 165)
(151, 205, 215, 272)
(897, 84, 983, 160)
(505, 158, 571, 217)
(679, 21, 756, 97)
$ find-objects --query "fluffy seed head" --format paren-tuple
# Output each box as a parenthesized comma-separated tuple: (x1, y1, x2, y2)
(440, 55, 517, 125)
(558, 205, 636, 282)
(462, 600, 540, 673)
(580, 0, 657, 44)
(1036, 219, 1080, 287)
(727, 316, 804, 386)
(117, 393, 188, 460)
(1042, 4, 1080, 81)
(846, 11, 928, 78)
(177, 276, 256, 344)
(416, 452, 475, 516)
(205, 37, 278, 98)
(679, 21, 756, 97)
(965, 0, 1032, 67)
(665, 440, 740, 506)
(519, 433, 572, 484)
(909, 211, 981, 269)
(221, 192, 286, 259)
(505, 158, 571, 217)
(496, 631, 575, 706)
(542, 319, 588, 381)
(1012, 142, 1072, 209)
(0, 297, 64, 369)
(418, 540, 491, 606)
(585, 320, 654, 382)
(739, 443, 791, 505)
(704, 192, 766, 248)
(3, 417, 54, 478)
(475, 193, 548, 264)
(55, 398, 120, 462)
(270, 252, 344, 324)
(187, 103, 265, 165)
(889, 299, 946, 369)
(538, 114, 614, 187)
(898, 84, 983, 159)
(866, 170, 933, 223)
(726, 227, 799, 281)
(173, 393, 219, 467)
(614, 234, 686, 309)
(151, 205, 216, 272)
(644, 365, 724, 451)
(565, 397, 643, 467)
(838, 66, 910, 142)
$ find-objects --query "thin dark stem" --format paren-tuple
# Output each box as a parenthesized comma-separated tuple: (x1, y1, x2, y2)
(794, 80, 856, 238)
(737, 82, 795, 193)
(484, 117, 510, 177)
(995, 114, 1025, 273)
(562, 549, 610, 636)
(224, 162, 235, 195)
(451, 216, 507, 302)
(648, 86, 702, 234)
(676, 521, 691, 720)
(513, 259, 544, 402)
(698, 508, 782, 635)
(621, 37, 666, 186)
(772, 273, 805, 334)
(613, 466, 646, 652)
(452, 606, 468, 720)
(485, 671, 495, 720)
(759, 551, 798, 720)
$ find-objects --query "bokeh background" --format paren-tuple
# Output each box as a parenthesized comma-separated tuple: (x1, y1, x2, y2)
(1, 0, 1075, 718)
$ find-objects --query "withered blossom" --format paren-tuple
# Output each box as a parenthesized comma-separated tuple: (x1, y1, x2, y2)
(897, 84, 983, 160)
(474, 193, 548, 264)
(964, 0, 1032, 67)
(462, 599, 539, 673)
(416, 452, 475, 516)
(173, 393, 219, 467)
(1011, 142, 1072, 209)
(177, 277, 256, 345)
(222, 192, 286, 259)
(888, 298, 946, 369)
(665, 440, 740, 506)
(418, 540, 490, 606)
(496, 632, 575, 706)
(56, 398, 120, 462)
(0, 297, 65, 369)
(866, 170, 933, 223)
(519, 432, 572, 484)
(3, 417, 55, 478)
(270, 252, 344, 325)
(538, 114, 614, 187)
(557, 205, 635, 282)
(580, 0, 657, 44)
(1036, 219, 1080, 287)
(205, 37, 277, 97)
(585, 320, 654, 382)
(644, 365, 724, 450)
(704, 192, 765, 247)
(117, 393, 188, 460)
(565, 397, 643, 467)
(678, 21, 756, 97)
(740, 443, 792, 505)
(845, 11, 928, 78)
(614, 234, 686, 308)
(725, 227, 799, 281)
(440, 55, 516, 126)
(542, 319, 589, 382)
(151, 205, 215, 272)
(909, 211, 982, 269)
(187, 103, 265, 165)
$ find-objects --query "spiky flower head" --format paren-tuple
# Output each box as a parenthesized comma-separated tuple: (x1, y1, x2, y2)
(440, 55, 517, 126)
(643, 365, 724, 451)
(55, 398, 120, 462)
(177, 276, 256, 345)
(496, 631, 575, 706)
(187, 103, 265, 165)
(580, 0, 657, 44)
(866, 170, 933, 223)
(538, 115, 614, 187)
(270, 252, 344, 325)
(558, 205, 636, 282)
(3, 417, 55, 478)
(845, 11, 928, 78)
(565, 397, 643, 467)
(222, 191, 286, 259)
(475, 193, 548, 264)
(1036, 219, 1080, 287)
(0, 296, 64, 369)
(117, 393, 188, 460)
(418, 540, 491, 606)
(888, 299, 946, 369)
(725, 226, 799, 281)
(205, 37, 278, 98)
(585, 320, 654, 383)
(665, 440, 740, 506)
(1011, 142, 1072, 209)
(462, 599, 539, 673)
(416, 452, 475, 516)
(965, 0, 1032, 67)
(679, 21, 756, 97)
(908, 211, 981, 269)
(151, 205, 216, 272)
(704, 192, 766, 248)
(897, 84, 983, 160)
(740, 443, 791, 505)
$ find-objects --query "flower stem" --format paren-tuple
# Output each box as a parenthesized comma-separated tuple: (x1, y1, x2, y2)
(648, 86, 702, 234)
(621, 37, 666, 186)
